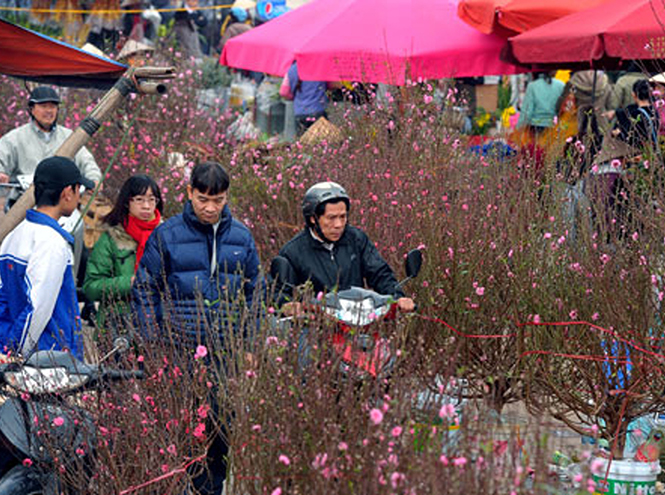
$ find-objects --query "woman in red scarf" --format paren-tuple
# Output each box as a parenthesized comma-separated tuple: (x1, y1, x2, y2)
(83, 175, 163, 328)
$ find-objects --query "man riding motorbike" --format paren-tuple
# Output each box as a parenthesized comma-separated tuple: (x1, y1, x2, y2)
(0, 86, 101, 206)
(277, 181, 415, 314)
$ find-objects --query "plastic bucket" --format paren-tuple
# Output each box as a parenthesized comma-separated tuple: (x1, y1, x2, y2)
(592, 457, 660, 495)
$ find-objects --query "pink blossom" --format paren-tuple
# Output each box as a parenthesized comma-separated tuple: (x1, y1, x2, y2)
(338, 441, 348, 451)
(390, 472, 405, 488)
(439, 403, 456, 419)
(52, 417, 65, 427)
(278, 454, 291, 466)
(167, 444, 177, 455)
(193, 423, 205, 438)
(369, 408, 384, 425)
(270, 489, 282, 495)
(194, 345, 208, 359)
(391, 426, 403, 437)
(22, 458, 33, 467)
(453, 457, 467, 467)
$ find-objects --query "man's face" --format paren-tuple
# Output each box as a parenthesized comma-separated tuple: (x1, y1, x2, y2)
(30, 102, 58, 131)
(317, 201, 348, 242)
(187, 185, 227, 224)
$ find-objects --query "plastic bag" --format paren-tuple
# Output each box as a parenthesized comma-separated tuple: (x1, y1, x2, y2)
(256, 77, 281, 113)
(228, 111, 259, 141)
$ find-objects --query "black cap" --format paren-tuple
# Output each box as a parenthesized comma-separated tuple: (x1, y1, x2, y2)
(34, 157, 95, 191)
(28, 87, 61, 105)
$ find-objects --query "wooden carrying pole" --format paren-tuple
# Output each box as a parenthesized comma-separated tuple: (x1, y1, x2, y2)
(0, 66, 174, 244)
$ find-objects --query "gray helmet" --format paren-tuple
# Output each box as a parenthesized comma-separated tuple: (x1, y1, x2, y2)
(28, 86, 60, 106)
(302, 181, 350, 225)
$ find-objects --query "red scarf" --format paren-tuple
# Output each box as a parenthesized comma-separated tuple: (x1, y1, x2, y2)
(124, 210, 161, 272)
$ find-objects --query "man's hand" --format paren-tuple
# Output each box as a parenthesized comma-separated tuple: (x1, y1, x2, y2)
(245, 352, 257, 369)
(397, 297, 415, 313)
(282, 301, 304, 317)
(0, 173, 9, 184)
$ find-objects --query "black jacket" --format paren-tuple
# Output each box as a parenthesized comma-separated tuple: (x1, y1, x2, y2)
(278, 226, 404, 298)
(615, 104, 659, 150)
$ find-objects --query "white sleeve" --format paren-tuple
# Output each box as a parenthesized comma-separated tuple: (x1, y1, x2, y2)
(20, 240, 69, 355)
(0, 131, 18, 177)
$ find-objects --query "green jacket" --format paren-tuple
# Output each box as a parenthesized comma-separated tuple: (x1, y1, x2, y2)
(83, 225, 137, 328)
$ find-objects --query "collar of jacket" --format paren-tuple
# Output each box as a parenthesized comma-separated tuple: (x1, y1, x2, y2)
(26, 209, 74, 244)
(304, 226, 349, 250)
(182, 201, 232, 235)
(106, 223, 138, 251)
(30, 120, 57, 138)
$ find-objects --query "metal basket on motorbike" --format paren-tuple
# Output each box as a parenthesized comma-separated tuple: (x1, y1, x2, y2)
(320, 288, 399, 380)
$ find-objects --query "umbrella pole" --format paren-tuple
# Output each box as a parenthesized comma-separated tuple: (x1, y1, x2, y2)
(592, 69, 597, 107)
(0, 66, 174, 244)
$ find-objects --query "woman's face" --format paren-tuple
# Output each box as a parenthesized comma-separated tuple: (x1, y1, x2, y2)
(128, 188, 158, 222)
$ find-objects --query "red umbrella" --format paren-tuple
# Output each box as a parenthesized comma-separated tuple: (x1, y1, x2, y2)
(509, 0, 665, 66)
(456, 0, 511, 35)
(0, 18, 126, 88)
(220, 0, 522, 84)
(458, 0, 614, 36)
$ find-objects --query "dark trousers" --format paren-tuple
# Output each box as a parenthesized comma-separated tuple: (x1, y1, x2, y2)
(191, 431, 228, 495)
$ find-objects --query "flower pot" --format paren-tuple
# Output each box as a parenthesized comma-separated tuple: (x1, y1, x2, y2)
(592, 457, 660, 495)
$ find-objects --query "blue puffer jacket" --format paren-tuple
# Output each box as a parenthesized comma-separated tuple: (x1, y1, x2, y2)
(132, 202, 260, 341)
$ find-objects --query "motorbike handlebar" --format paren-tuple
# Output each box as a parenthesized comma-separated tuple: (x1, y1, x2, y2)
(101, 369, 145, 381)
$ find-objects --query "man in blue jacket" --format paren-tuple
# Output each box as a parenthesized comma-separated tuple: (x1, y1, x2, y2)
(132, 161, 260, 495)
(0, 156, 94, 359)
(133, 160, 260, 340)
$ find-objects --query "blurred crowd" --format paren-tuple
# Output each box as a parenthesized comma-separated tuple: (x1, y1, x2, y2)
(81, 0, 288, 60)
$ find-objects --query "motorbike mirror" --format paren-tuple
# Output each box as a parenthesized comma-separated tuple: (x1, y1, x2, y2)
(99, 336, 131, 363)
(405, 249, 423, 279)
(113, 336, 130, 354)
(270, 256, 297, 288)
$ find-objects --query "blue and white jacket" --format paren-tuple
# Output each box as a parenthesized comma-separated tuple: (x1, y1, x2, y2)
(0, 210, 83, 358)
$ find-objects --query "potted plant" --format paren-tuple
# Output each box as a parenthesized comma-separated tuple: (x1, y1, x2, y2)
(522, 238, 665, 494)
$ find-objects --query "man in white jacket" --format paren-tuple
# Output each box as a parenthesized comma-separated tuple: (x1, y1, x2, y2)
(0, 86, 101, 208)
(0, 156, 94, 359)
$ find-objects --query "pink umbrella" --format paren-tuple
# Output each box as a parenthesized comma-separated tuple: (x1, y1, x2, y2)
(220, 0, 522, 84)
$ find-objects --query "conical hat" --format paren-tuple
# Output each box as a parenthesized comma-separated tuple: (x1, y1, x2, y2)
(118, 39, 155, 61)
(81, 43, 107, 58)
(300, 117, 343, 146)
(650, 73, 665, 85)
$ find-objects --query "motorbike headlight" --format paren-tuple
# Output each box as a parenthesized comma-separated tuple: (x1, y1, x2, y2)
(5, 366, 89, 394)
(326, 299, 391, 326)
